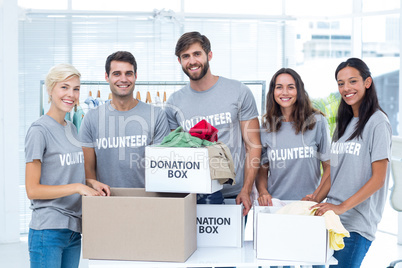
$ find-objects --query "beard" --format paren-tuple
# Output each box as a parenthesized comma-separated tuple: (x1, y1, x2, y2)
(182, 60, 210, 81)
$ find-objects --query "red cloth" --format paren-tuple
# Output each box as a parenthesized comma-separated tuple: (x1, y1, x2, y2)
(189, 120, 218, 142)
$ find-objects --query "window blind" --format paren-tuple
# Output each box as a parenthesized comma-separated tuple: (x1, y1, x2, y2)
(19, 13, 286, 233)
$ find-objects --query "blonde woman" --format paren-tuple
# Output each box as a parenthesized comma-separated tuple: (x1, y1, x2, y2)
(25, 64, 110, 268)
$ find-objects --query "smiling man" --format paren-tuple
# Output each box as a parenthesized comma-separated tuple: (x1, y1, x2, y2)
(79, 51, 170, 189)
(165, 32, 261, 216)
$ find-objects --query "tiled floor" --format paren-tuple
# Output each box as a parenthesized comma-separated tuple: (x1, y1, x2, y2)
(1, 204, 401, 268)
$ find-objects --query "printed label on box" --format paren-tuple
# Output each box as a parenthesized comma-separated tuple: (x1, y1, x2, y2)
(197, 203, 244, 248)
(145, 146, 223, 194)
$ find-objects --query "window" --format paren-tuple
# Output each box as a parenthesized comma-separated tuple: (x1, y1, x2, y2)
(17, 0, 400, 235)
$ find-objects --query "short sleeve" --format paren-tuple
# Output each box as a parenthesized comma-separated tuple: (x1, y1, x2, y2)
(25, 126, 46, 163)
(317, 115, 331, 162)
(79, 111, 95, 148)
(152, 107, 171, 145)
(370, 121, 392, 163)
(261, 146, 269, 165)
(164, 95, 180, 130)
(260, 124, 269, 165)
(238, 84, 259, 121)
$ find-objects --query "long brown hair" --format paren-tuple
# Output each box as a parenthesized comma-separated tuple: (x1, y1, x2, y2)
(263, 68, 324, 134)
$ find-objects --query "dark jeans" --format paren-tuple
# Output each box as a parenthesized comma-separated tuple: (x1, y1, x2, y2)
(330, 232, 372, 268)
(197, 191, 225, 204)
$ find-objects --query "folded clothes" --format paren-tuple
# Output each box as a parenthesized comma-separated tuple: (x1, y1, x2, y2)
(276, 201, 350, 250)
(158, 126, 214, 147)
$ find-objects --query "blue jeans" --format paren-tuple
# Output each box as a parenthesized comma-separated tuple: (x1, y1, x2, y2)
(330, 232, 372, 268)
(197, 190, 224, 204)
(28, 228, 82, 268)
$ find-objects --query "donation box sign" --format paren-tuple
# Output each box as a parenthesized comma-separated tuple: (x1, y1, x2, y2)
(145, 146, 223, 194)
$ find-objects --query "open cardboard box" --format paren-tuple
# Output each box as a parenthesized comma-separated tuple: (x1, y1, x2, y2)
(82, 188, 197, 262)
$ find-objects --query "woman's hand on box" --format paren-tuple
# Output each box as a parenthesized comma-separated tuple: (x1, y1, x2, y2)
(258, 193, 273, 206)
(86, 178, 111, 196)
(236, 189, 252, 216)
(77, 183, 103, 196)
(311, 202, 346, 216)
(302, 194, 316, 202)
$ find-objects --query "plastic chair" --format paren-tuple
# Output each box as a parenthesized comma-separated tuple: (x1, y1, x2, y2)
(387, 135, 402, 268)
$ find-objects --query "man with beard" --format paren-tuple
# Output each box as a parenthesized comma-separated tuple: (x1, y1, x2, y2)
(80, 51, 170, 190)
(165, 32, 261, 216)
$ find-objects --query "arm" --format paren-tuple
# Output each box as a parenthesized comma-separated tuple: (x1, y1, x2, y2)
(25, 160, 102, 200)
(255, 163, 273, 206)
(164, 97, 180, 131)
(312, 159, 388, 216)
(313, 160, 331, 202)
(236, 118, 261, 216)
(82, 147, 111, 196)
(152, 108, 171, 144)
(302, 160, 330, 202)
(304, 114, 332, 202)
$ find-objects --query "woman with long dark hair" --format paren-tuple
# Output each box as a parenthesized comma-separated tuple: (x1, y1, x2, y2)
(256, 68, 330, 205)
(312, 58, 392, 268)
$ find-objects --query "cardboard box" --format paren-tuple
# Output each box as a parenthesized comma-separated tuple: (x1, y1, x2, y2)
(145, 146, 223, 194)
(197, 200, 244, 248)
(82, 188, 197, 262)
(255, 205, 334, 263)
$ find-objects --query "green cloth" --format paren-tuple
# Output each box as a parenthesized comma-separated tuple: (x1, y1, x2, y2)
(65, 112, 71, 122)
(72, 105, 85, 133)
(158, 126, 214, 147)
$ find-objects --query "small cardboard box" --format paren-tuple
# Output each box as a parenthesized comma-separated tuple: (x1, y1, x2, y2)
(197, 200, 244, 248)
(82, 188, 197, 262)
(255, 206, 334, 263)
(145, 146, 223, 194)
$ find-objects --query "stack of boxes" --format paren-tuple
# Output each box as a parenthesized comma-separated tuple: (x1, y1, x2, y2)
(82, 145, 333, 264)
(82, 145, 244, 262)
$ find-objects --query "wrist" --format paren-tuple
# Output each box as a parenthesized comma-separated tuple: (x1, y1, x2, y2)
(86, 178, 96, 186)
(260, 194, 271, 199)
(258, 190, 270, 197)
(339, 202, 348, 213)
(240, 187, 251, 196)
(73, 183, 82, 195)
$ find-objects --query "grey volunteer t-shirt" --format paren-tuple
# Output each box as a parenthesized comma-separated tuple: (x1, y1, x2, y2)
(260, 114, 331, 200)
(327, 110, 391, 241)
(165, 76, 259, 197)
(79, 101, 170, 188)
(25, 115, 85, 233)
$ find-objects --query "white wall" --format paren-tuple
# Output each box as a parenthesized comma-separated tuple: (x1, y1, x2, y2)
(0, 0, 20, 243)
